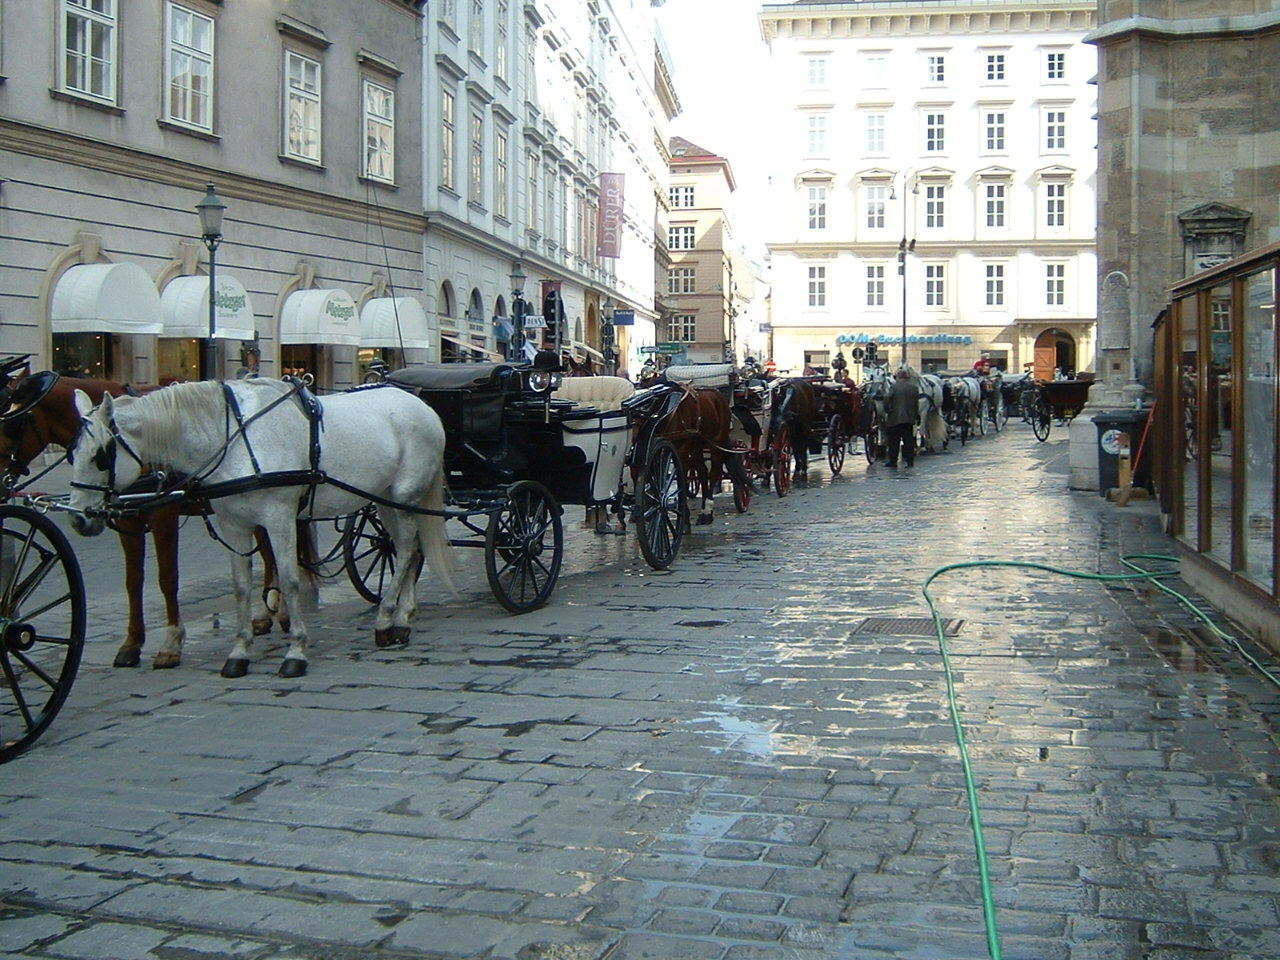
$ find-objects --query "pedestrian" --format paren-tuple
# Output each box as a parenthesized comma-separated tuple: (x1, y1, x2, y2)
(885, 368, 920, 468)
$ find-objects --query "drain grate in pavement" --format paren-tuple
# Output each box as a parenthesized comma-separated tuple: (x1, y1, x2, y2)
(851, 617, 965, 637)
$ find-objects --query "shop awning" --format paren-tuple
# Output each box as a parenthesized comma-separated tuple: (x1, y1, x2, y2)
(51, 262, 164, 335)
(440, 333, 505, 362)
(159, 274, 256, 340)
(360, 297, 430, 349)
(570, 342, 605, 363)
(281, 288, 361, 346)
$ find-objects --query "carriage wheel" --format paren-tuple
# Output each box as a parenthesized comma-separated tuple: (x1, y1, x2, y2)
(827, 415, 847, 475)
(343, 505, 394, 604)
(1, 505, 86, 764)
(635, 439, 687, 570)
(994, 396, 1008, 432)
(485, 480, 563, 613)
(772, 423, 793, 498)
(976, 401, 987, 436)
(1031, 400, 1052, 442)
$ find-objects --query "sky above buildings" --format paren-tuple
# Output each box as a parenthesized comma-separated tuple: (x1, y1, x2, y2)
(654, 0, 778, 258)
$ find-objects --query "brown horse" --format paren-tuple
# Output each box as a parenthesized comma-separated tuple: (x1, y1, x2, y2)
(0, 369, 308, 669)
(659, 385, 750, 524)
(772, 377, 818, 480)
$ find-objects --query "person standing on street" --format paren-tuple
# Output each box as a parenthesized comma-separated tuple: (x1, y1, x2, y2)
(885, 368, 920, 468)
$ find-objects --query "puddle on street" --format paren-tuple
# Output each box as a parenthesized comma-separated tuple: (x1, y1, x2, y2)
(687, 708, 778, 758)
(1147, 629, 1209, 673)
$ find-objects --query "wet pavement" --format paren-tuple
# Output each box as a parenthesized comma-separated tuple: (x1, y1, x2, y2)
(2, 426, 1279, 960)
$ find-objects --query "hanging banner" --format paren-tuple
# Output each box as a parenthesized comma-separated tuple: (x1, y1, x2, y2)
(596, 172, 625, 259)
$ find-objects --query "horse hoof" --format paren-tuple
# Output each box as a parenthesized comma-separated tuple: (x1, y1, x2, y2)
(251, 618, 272, 636)
(112, 650, 141, 668)
(393, 626, 411, 645)
(696, 514, 713, 526)
(221, 658, 250, 678)
(152, 654, 180, 670)
(375, 627, 409, 648)
(278, 658, 307, 678)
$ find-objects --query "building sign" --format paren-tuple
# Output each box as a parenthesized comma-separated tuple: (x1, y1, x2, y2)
(596, 173, 625, 259)
(612, 308, 635, 326)
(640, 342, 684, 355)
(836, 332, 974, 346)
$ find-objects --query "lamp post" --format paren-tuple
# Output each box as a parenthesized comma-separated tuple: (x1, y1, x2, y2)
(892, 171, 917, 367)
(195, 182, 226, 380)
(601, 296, 616, 374)
(510, 263, 527, 362)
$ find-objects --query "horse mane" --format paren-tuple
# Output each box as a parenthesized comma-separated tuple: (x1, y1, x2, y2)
(129, 379, 294, 466)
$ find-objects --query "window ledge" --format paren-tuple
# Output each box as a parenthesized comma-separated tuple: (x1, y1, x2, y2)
(278, 154, 326, 172)
(50, 88, 123, 115)
(157, 118, 220, 142)
(357, 175, 397, 191)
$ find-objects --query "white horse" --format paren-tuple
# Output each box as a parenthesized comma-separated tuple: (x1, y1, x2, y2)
(903, 365, 948, 453)
(944, 375, 983, 440)
(67, 378, 454, 678)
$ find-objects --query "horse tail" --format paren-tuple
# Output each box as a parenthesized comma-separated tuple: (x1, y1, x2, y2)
(725, 451, 752, 489)
(924, 408, 947, 449)
(417, 467, 457, 595)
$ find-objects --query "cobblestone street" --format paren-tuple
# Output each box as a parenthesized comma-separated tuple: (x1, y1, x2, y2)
(3, 429, 1279, 960)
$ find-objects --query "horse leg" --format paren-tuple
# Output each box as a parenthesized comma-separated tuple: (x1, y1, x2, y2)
(112, 520, 146, 668)
(260, 516, 309, 678)
(697, 448, 719, 525)
(252, 526, 281, 636)
(149, 506, 186, 669)
(373, 509, 418, 648)
(221, 523, 260, 678)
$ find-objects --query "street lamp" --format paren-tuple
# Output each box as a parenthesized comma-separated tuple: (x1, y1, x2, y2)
(891, 171, 917, 367)
(195, 182, 226, 380)
(601, 296, 616, 373)
(509, 263, 527, 362)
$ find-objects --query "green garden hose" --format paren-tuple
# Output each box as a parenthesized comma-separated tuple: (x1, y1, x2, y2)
(920, 553, 1277, 960)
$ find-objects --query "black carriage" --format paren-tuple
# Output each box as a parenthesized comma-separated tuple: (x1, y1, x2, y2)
(804, 376, 860, 475)
(344, 362, 687, 613)
(1027, 377, 1095, 442)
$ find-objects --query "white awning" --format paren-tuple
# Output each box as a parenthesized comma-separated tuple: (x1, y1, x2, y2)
(570, 341, 605, 363)
(440, 333, 505, 362)
(359, 297, 430, 349)
(159, 274, 256, 340)
(281, 288, 361, 346)
(51, 262, 164, 335)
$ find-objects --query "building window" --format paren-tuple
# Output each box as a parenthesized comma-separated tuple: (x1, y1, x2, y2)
(1045, 182, 1066, 227)
(669, 225, 695, 250)
(470, 111, 484, 202)
(807, 186, 827, 230)
(495, 0, 508, 82)
(925, 264, 946, 307)
(495, 129, 508, 218)
(807, 57, 826, 86)
(866, 185, 887, 228)
(808, 266, 826, 307)
(668, 266, 696, 295)
(925, 185, 945, 228)
(927, 54, 946, 83)
(669, 185, 695, 208)
(1044, 109, 1067, 151)
(441, 89, 455, 189)
(866, 265, 885, 307)
(863, 52, 886, 87)
(866, 113, 885, 153)
(985, 183, 1006, 228)
(671, 314, 697, 342)
(361, 79, 395, 183)
(1046, 263, 1066, 306)
(284, 50, 322, 163)
(984, 111, 1005, 152)
(808, 114, 827, 154)
(925, 113, 945, 152)
(526, 152, 538, 231)
(1045, 50, 1066, 81)
(985, 263, 1005, 306)
(165, 3, 213, 130)
(985, 53, 1005, 81)
(61, 0, 117, 102)
(470, 0, 484, 53)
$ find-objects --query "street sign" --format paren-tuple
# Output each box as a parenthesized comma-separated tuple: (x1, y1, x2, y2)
(655, 342, 683, 355)
(523, 316, 546, 329)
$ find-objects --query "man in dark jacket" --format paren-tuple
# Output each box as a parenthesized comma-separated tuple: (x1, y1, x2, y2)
(884, 368, 920, 468)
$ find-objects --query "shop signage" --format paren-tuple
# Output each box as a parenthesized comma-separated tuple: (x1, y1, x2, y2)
(836, 332, 973, 346)
(612, 308, 635, 326)
(596, 173, 625, 259)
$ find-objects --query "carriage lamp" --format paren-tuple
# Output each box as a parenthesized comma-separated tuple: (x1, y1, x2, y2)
(832, 350, 848, 376)
(195, 182, 227, 381)
(510, 264, 527, 362)
(601, 297, 616, 371)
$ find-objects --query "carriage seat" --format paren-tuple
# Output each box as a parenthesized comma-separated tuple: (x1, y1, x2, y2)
(555, 376, 635, 412)
(388, 363, 520, 394)
(664, 363, 736, 389)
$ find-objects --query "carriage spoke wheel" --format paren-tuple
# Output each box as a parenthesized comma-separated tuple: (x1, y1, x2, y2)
(343, 505, 395, 604)
(772, 424, 793, 497)
(1, 506, 86, 764)
(486, 480, 563, 613)
(994, 396, 1008, 432)
(635, 439, 687, 570)
(977, 401, 987, 436)
(827, 414, 847, 475)
(1032, 399, 1052, 442)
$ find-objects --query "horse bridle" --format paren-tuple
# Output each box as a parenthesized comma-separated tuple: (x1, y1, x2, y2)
(66, 405, 147, 498)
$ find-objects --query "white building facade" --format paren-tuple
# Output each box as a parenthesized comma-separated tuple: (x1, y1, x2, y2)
(424, 0, 677, 373)
(759, 0, 1098, 378)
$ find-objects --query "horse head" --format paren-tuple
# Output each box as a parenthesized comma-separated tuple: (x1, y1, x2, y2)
(66, 390, 147, 537)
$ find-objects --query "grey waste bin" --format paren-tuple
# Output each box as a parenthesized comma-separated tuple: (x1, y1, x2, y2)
(1094, 408, 1153, 496)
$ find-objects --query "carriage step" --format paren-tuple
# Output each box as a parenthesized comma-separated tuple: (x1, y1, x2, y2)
(850, 617, 965, 637)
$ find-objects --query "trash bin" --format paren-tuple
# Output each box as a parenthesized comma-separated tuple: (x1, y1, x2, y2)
(1094, 408, 1154, 497)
